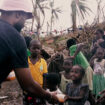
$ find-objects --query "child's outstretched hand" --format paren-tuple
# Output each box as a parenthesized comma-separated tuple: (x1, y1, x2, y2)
(64, 95, 70, 101)
(69, 56, 75, 60)
(78, 42, 87, 47)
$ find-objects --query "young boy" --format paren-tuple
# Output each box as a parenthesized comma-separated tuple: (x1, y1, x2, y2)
(23, 39, 48, 105)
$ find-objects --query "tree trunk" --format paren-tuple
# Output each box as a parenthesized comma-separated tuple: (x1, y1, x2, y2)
(31, 17, 34, 31)
(50, 15, 53, 34)
(72, 13, 77, 32)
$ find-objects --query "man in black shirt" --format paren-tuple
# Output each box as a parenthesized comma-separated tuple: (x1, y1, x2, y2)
(0, 0, 58, 102)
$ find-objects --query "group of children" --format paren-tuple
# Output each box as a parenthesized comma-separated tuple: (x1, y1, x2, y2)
(23, 32, 105, 105)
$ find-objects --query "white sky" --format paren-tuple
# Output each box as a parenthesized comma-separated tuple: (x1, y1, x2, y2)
(0, 0, 105, 32)
(40, 0, 105, 32)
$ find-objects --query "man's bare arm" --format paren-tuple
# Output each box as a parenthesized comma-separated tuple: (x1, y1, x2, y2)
(14, 68, 51, 99)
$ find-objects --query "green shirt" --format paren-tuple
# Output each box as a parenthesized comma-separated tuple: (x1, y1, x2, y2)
(27, 49, 31, 57)
(69, 45, 89, 69)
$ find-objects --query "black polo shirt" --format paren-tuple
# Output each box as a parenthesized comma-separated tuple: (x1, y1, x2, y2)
(0, 19, 28, 84)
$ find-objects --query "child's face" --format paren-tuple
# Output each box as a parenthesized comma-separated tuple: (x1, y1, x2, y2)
(96, 49, 104, 60)
(30, 41, 41, 57)
(63, 60, 72, 72)
(95, 31, 102, 39)
(70, 66, 82, 81)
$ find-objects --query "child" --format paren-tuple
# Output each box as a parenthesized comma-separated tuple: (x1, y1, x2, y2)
(90, 48, 105, 98)
(44, 73, 67, 105)
(66, 38, 93, 91)
(66, 65, 89, 105)
(48, 53, 64, 73)
(60, 58, 73, 93)
(90, 29, 104, 56)
(23, 39, 48, 105)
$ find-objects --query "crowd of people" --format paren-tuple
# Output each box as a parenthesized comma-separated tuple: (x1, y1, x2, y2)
(0, 0, 105, 105)
(23, 28, 105, 105)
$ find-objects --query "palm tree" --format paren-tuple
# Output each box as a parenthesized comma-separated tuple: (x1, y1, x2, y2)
(71, 0, 92, 32)
(50, 0, 62, 34)
(95, 0, 105, 23)
(31, 0, 49, 39)
(96, 0, 102, 23)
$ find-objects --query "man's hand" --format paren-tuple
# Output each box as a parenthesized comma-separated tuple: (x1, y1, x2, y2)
(51, 94, 59, 103)
(48, 92, 59, 104)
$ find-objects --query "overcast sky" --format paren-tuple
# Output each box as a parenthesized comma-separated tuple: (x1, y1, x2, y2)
(41, 0, 105, 31)
(0, 0, 105, 32)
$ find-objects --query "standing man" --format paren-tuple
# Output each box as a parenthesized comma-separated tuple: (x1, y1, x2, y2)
(0, 0, 58, 102)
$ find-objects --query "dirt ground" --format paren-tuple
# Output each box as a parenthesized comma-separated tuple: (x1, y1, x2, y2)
(0, 80, 22, 105)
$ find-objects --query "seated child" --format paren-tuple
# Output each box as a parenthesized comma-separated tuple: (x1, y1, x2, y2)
(66, 65, 89, 105)
(60, 58, 72, 93)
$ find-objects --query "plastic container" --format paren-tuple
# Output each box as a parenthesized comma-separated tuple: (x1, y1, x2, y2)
(56, 94, 66, 103)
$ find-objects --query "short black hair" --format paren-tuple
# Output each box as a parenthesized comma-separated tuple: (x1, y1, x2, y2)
(66, 38, 76, 49)
(24, 36, 32, 48)
(96, 29, 104, 35)
(29, 39, 41, 48)
(45, 73, 60, 86)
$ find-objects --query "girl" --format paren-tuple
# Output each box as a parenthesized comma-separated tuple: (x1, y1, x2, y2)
(23, 39, 48, 105)
(90, 29, 104, 56)
(90, 48, 105, 98)
(66, 38, 93, 91)
(66, 65, 89, 105)
(60, 58, 73, 93)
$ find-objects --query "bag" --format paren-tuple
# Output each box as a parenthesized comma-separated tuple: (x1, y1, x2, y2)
(6, 71, 16, 81)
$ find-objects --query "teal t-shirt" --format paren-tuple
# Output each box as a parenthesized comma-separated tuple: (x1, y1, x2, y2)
(69, 45, 89, 69)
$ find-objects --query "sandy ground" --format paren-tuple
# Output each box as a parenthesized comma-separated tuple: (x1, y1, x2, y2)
(0, 80, 22, 105)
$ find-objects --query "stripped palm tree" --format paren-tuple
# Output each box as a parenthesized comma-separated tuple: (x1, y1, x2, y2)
(101, 5, 105, 21)
(71, 0, 92, 32)
(50, 0, 62, 34)
(95, 0, 105, 23)
(31, 0, 49, 40)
